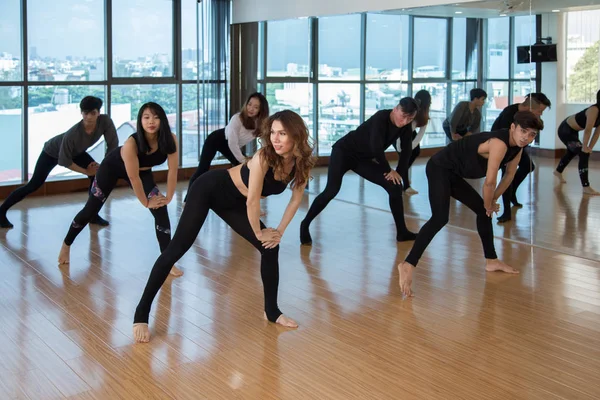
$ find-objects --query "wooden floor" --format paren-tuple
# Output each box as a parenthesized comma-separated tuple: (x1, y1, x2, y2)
(1, 157, 599, 399)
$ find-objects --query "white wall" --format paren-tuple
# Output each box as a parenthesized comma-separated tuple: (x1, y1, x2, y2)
(232, 0, 479, 24)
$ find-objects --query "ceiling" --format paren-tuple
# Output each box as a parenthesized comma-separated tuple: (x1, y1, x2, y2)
(383, 0, 600, 18)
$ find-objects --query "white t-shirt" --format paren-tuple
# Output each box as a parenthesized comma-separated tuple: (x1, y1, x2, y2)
(224, 113, 257, 163)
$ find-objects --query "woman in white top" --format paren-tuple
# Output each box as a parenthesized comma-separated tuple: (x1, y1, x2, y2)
(185, 92, 269, 201)
(396, 89, 431, 195)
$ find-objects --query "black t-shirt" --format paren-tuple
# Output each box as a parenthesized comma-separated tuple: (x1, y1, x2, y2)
(491, 104, 519, 131)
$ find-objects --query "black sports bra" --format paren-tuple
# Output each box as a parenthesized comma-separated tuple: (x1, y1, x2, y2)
(131, 134, 168, 168)
(240, 163, 295, 197)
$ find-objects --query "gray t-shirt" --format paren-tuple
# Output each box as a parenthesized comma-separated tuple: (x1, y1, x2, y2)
(43, 115, 119, 167)
(443, 101, 481, 135)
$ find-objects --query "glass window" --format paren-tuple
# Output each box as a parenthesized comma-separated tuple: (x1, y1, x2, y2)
(266, 19, 310, 77)
(413, 82, 447, 148)
(483, 81, 509, 131)
(512, 81, 534, 104)
(365, 83, 408, 120)
(0, 87, 22, 183)
(318, 83, 360, 156)
(111, 85, 177, 170)
(513, 15, 536, 79)
(366, 14, 409, 81)
(27, 0, 105, 81)
(0, 0, 22, 81)
(486, 18, 510, 79)
(566, 10, 600, 103)
(181, 0, 199, 81)
(112, 0, 174, 78)
(452, 18, 478, 80)
(451, 81, 476, 111)
(413, 18, 447, 79)
(28, 85, 105, 180)
(318, 14, 361, 80)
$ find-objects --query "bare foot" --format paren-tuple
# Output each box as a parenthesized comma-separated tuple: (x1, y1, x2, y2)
(169, 266, 184, 277)
(397, 262, 415, 297)
(133, 323, 150, 343)
(553, 170, 566, 183)
(583, 186, 600, 196)
(58, 243, 70, 264)
(485, 259, 519, 274)
(264, 312, 298, 328)
(404, 187, 419, 195)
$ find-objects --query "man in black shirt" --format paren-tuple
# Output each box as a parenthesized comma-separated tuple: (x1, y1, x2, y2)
(492, 93, 551, 222)
(300, 97, 418, 245)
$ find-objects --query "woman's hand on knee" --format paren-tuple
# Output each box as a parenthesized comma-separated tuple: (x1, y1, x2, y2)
(147, 195, 167, 209)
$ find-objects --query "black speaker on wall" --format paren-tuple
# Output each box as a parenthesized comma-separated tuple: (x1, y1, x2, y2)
(516, 44, 558, 63)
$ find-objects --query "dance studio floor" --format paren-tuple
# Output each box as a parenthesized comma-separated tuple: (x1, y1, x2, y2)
(1, 157, 599, 399)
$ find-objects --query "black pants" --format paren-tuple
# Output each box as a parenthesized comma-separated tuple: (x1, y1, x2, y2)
(134, 169, 282, 324)
(302, 146, 411, 239)
(556, 120, 590, 187)
(396, 131, 421, 190)
(63, 161, 171, 251)
(405, 160, 498, 267)
(0, 150, 97, 214)
(185, 128, 242, 201)
(500, 148, 535, 213)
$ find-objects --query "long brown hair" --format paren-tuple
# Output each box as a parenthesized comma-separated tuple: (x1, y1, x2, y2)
(413, 90, 431, 128)
(258, 110, 315, 189)
(239, 92, 269, 135)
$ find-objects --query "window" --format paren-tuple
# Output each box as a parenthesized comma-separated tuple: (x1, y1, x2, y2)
(0, 87, 22, 183)
(451, 81, 476, 111)
(566, 10, 600, 103)
(513, 15, 536, 79)
(28, 86, 106, 179)
(483, 81, 509, 131)
(413, 18, 447, 79)
(365, 83, 408, 120)
(112, 0, 174, 78)
(318, 15, 361, 80)
(266, 82, 313, 130)
(0, 0, 21, 81)
(27, 0, 105, 81)
(266, 19, 310, 77)
(318, 83, 360, 155)
(452, 18, 478, 80)
(413, 82, 447, 147)
(366, 14, 409, 81)
(486, 18, 510, 80)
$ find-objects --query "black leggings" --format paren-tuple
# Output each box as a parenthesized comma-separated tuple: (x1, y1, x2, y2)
(397, 133, 421, 190)
(556, 120, 590, 187)
(134, 169, 282, 324)
(405, 160, 498, 267)
(500, 148, 535, 212)
(0, 150, 96, 214)
(302, 146, 411, 239)
(63, 162, 171, 251)
(185, 128, 242, 201)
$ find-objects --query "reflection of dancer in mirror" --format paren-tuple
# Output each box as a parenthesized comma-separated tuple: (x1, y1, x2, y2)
(397, 90, 431, 195)
(58, 102, 183, 277)
(492, 93, 551, 222)
(398, 111, 544, 297)
(133, 110, 315, 343)
(184, 93, 269, 202)
(554, 90, 600, 196)
(442, 88, 487, 142)
(0, 96, 117, 229)
(300, 97, 419, 246)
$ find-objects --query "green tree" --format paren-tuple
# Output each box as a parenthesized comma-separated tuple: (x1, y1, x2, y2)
(567, 40, 600, 103)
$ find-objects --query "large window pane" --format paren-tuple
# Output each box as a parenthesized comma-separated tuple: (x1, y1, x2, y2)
(512, 81, 534, 104)
(413, 18, 447, 78)
(111, 85, 177, 170)
(413, 82, 447, 148)
(112, 0, 173, 78)
(452, 18, 478, 80)
(513, 15, 536, 79)
(451, 81, 476, 111)
(266, 19, 310, 77)
(0, 87, 22, 183)
(483, 81, 509, 131)
(365, 83, 408, 120)
(27, 0, 105, 81)
(318, 84, 360, 156)
(28, 86, 105, 180)
(0, 0, 21, 81)
(487, 18, 510, 79)
(566, 10, 600, 103)
(366, 14, 409, 81)
(318, 15, 361, 80)
(266, 83, 313, 141)
(181, 0, 199, 80)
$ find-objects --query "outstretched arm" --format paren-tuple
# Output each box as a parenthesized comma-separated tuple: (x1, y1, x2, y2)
(165, 133, 179, 204)
(493, 150, 521, 200)
(482, 138, 509, 215)
(582, 106, 599, 152)
(588, 126, 600, 150)
(122, 138, 164, 208)
(245, 150, 269, 239)
(225, 114, 248, 164)
(276, 179, 308, 236)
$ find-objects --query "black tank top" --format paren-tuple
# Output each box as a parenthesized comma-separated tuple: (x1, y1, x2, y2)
(574, 105, 600, 129)
(131, 134, 168, 168)
(431, 129, 522, 179)
(240, 163, 295, 196)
